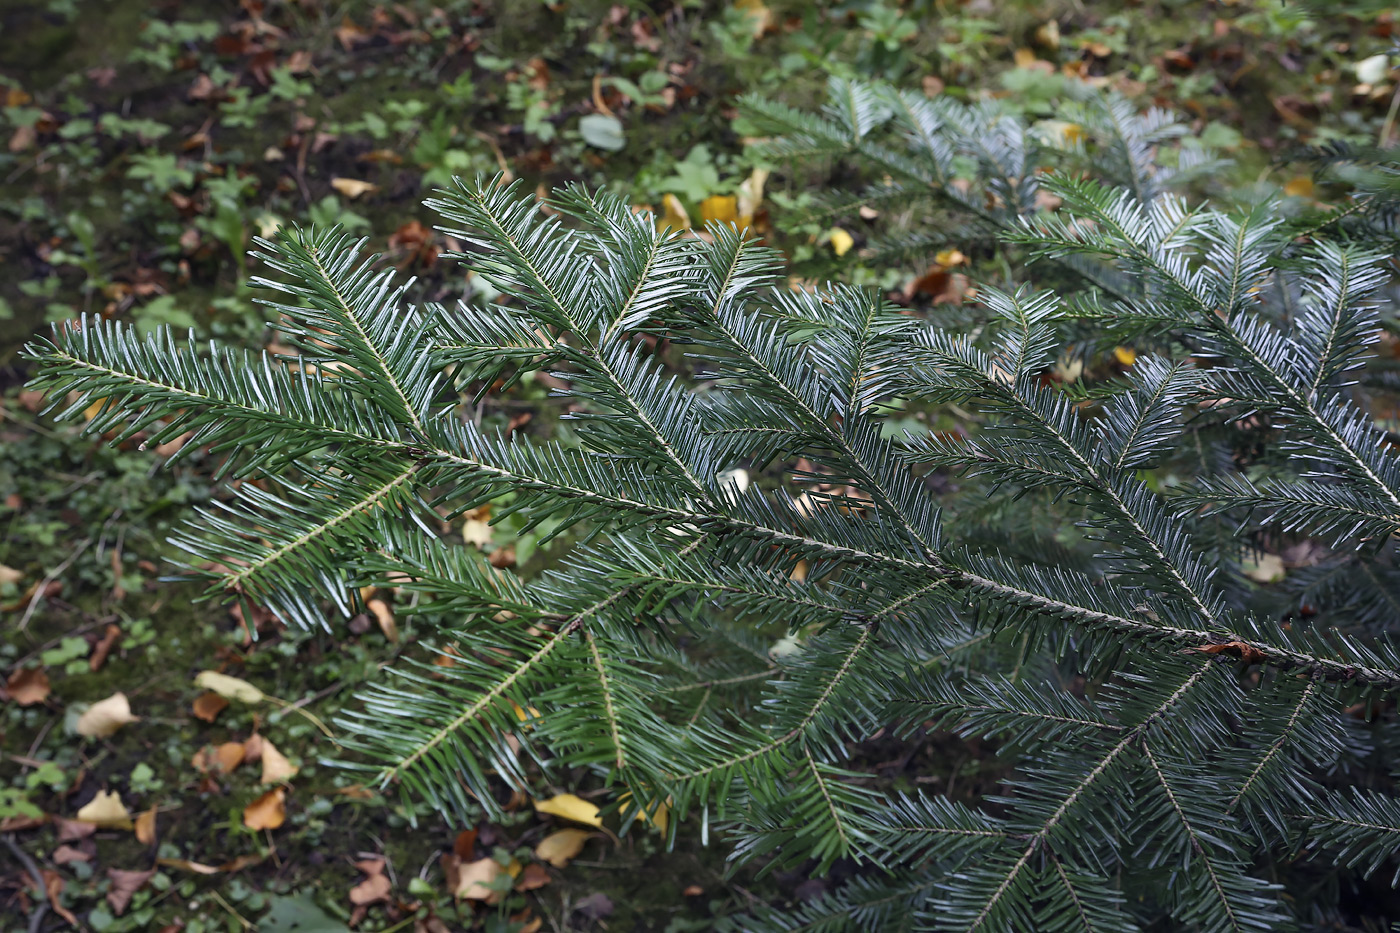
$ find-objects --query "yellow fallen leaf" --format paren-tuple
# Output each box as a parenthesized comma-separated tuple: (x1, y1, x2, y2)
(699, 194, 737, 225)
(1283, 176, 1314, 199)
(534, 793, 602, 827)
(619, 791, 669, 834)
(330, 177, 378, 199)
(454, 856, 505, 902)
(243, 788, 286, 831)
(534, 828, 590, 868)
(135, 807, 157, 845)
(828, 227, 854, 257)
(76, 790, 132, 828)
(194, 671, 265, 704)
(659, 193, 690, 232)
(934, 248, 966, 267)
(76, 692, 139, 738)
(1112, 346, 1137, 367)
(511, 700, 543, 729)
(258, 738, 299, 784)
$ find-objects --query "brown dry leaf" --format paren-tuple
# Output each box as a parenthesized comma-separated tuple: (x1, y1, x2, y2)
(534, 793, 602, 827)
(258, 737, 298, 784)
(367, 598, 399, 643)
(42, 869, 79, 926)
(454, 827, 478, 858)
(1197, 641, 1267, 665)
(515, 862, 551, 891)
(76, 790, 132, 828)
(7, 667, 50, 706)
(331, 177, 378, 199)
(243, 788, 286, 831)
(76, 693, 139, 738)
(349, 868, 391, 906)
(135, 806, 157, 845)
(107, 868, 155, 915)
(90, 624, 122, 672)
(534, 828, 589, 868)
(454, 857, 505, 902)
(683, 884, 704, 896)
(192, 691, 229, 722)
(52, 844, 91, 865)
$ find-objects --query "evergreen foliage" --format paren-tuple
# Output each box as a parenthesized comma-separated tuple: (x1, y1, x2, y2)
(25, 78, 1400, 930)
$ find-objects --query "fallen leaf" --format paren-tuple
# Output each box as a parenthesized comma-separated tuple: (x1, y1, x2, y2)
(135, 807, 157, 845)
(42, 869, 79, 926)
(0, 563, 22, 585)
(243, 788, 286, 831)
(331, 177, 378, 199)
(76, 692, 139, 738)
(734, 0, 772, 37)
(659, 194, 690, 232)
(367, 598, 399, 643)
(52, 844, 91, 865)
(1283, 176, 1314, 199)
(534, 793, 602, 827)
(699, 195, 737, 225)
(515, 862, 551, 891)
(454, 827, 479, 859)
(1243, 553, 1286, 583)
(7, 667, 50, 706)
(683, 884, 704, 896)
(1197, 641, 1267, 665)
(107, 868, 155, 915)
(828, 227, 855, 257)
(534, 828, 589, 868)
(156, 858, 221, 875)
(349, 872, 391, 906)
(1113, 346, 1137, 367)
(215, 741, 246, 773)
(462, 516, 493, 549)
(454, 857, 505, 902)
(258, 737, 298, 784)
(76, 790, 132, 828)
(194, 671, 265, 704)
(736, 167, 768, 229)
(89, 624, 121, 672)
(192, 691, 229, 722)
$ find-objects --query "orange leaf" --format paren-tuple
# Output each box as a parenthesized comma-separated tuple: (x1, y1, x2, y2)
(1196, 642, 1267, 665)
(134, 807, 157, 845)
(243, 788, 286, 831)
(192, 691, 228, 722)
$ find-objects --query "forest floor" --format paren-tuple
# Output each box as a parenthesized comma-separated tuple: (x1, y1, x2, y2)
(2, 1, 1397, 930)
